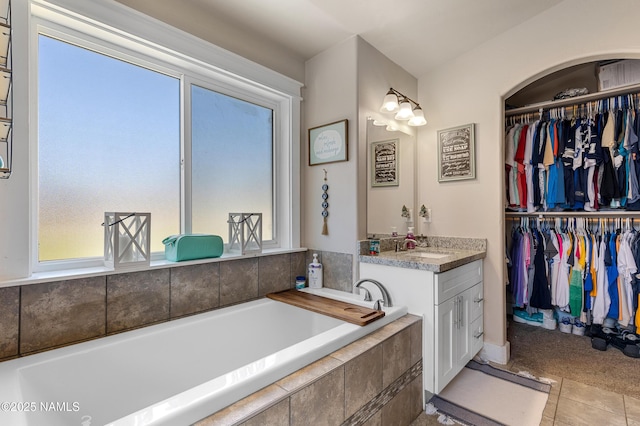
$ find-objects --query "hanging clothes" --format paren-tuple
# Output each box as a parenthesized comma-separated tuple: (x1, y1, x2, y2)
(507, 219, 639, 327)
(505, 96, 640, 212)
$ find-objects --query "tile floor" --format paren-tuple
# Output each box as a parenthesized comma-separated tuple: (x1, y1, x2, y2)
(409, 319, 640, 426)
(410, 373, 640, 426)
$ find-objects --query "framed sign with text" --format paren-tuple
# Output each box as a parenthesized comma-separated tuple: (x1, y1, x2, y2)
(308, 119, 348, 166)
(437, 123, 475, 182)
(371, 139, 399, 187)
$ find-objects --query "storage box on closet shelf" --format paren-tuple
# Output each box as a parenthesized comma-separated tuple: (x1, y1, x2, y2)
(103, 212, 151, 270)
(227, 213, 262, 255)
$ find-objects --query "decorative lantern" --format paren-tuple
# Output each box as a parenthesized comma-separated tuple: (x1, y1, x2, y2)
(228, 213, 262, 255)
(103, 212, 151, 270)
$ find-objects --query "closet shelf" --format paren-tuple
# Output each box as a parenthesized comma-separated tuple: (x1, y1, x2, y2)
(505, 211, 640, 218)
(505, 82, 640, 116)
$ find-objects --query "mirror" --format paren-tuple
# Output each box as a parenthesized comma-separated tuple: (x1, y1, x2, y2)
(366, 117, 417, 237)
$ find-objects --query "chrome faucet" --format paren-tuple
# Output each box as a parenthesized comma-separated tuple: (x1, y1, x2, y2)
(353, 278, 393, 309)
(402, 239, 417, 250)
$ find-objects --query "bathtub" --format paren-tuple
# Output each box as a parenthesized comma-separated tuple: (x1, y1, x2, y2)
(0, 288, 407, 426)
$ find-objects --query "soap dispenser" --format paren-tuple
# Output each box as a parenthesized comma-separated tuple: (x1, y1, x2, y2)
(406, 227, 416, 250)
(308, 253, 323, 289)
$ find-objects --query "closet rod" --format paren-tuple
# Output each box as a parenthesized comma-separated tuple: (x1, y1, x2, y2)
(505, 211, 640, 218)
(504, 82, 640, 116)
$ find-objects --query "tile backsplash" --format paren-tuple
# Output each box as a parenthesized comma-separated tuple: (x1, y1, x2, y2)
(0, 249, 356, 361)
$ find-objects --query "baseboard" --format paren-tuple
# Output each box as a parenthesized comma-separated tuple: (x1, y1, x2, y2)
(478, 341, 510, 365)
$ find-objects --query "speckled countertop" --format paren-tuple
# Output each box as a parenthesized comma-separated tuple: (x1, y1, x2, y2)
(358, 236, 486, 273)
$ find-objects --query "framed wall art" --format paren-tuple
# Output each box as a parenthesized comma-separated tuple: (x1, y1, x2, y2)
(371, 139, 399, 187)
(437, 123, 475, 182)
(308, 119, 348, 166)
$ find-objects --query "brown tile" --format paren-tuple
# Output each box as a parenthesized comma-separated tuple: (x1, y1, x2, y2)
(21, 277, 106, 353)
(107, 269, 170, 333)
(554, 397, 626, 426)
(345, 345, 383, 418)
(290, 367, 345, 426)
(539, 415, 555, 426)
(382, 327, 411, 388)
(331, 335, 381, 363)
(320, 251, 353, 292)
(409, 319, 422, 367)
(625, 395, 640, 426)
(410, 373, 424, 419)
(381, 378, 414, 426)
(369, 317, 411, 342)
(542, 392, 558, 420)
(220, 258, 259, 306)
(195, 384, 288, 425)
(291, 251, 307, 287)
(277, 356, 343, 392)
(0, 286, 19, 359)
(241, 398, 289, 426)
(362, 410, 382, 426)
(170, 263, 219, 318)
(259, 254, 291, 296)
(559, 378, 625, 415)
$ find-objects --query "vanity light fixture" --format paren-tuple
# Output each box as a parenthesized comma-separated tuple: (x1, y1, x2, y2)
(379, 87, 427, 126)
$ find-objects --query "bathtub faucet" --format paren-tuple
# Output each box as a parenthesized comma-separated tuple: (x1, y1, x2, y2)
(353, 278, 393, 309)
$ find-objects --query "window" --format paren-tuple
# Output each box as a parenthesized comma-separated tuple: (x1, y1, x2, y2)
(191, 85, 274, 240)
(31, 2, 297, 272)
(38, 35, 180, 262)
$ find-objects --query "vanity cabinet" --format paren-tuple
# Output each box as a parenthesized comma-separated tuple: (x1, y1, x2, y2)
(435, 281, 483, 391)
(359, 258, 483, 395)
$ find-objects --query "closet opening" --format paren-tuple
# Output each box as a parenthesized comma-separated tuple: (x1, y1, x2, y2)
(503, 59, 640, 384)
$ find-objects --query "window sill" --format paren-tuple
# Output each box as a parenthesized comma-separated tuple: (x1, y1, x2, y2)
(0, 248, 308, 289)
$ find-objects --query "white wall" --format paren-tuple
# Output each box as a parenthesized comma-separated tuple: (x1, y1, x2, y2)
(303, 37, 359, 254)
(417, 0, 640, 361)
(115, 0, 306, 83)
(303, 37, 418, 280)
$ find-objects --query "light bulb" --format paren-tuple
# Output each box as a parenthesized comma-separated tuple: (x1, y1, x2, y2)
(408, 106, 427, 126)
(380, 90, 399, 113)
(394, 99, 414, 120)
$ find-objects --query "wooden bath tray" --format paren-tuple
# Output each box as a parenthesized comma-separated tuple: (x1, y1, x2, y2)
(266, 289, 385, 326)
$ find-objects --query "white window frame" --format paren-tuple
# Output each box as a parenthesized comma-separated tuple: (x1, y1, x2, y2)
(29, 0, 300, 273)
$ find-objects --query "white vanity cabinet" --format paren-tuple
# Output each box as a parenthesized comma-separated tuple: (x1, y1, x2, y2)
(434, 266, 484, 392)
(359, 258, 483, 395)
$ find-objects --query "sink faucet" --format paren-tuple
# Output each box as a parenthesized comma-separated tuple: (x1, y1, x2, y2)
(353, 278, 393, 308)
(395, 239, 417, 252)
(401, 239, 417, 251)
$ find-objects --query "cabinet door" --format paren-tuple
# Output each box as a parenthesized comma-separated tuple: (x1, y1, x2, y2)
(435, 296, 456, 392)
(456, 292, 471, 367)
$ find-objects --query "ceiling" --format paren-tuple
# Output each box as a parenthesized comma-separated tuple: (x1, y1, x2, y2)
(125, 0, 564, 78)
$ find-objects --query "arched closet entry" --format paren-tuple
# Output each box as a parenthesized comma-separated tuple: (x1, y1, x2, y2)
(503, 59, 640, 354)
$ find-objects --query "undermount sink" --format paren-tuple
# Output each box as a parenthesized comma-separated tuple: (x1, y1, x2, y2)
(405, 252, 452, 259)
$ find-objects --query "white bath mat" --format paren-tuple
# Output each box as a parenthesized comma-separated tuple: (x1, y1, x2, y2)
(433, 364, 549, 426)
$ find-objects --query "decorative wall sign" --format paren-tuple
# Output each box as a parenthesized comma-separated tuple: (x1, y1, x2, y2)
(309, 119, 348, 166)
(437, 123, 475, 182)
(371, 139, 399, 187)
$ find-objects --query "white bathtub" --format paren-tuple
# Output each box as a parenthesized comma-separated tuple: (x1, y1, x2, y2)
(0, 289, 407, 426)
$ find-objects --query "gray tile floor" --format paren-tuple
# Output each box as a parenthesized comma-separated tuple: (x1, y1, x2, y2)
(410, 320, 640, 426)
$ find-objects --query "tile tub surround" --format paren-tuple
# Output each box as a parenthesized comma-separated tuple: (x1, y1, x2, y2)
(197, 314, 423, 426)
(0, 251, 308, 360)
(305, 250, 353, 292)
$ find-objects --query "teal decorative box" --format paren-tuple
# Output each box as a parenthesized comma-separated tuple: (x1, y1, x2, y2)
(162, 234, 223, 262)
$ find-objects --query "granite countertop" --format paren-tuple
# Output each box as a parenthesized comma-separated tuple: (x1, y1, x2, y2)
(357, 236, 486, 273)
